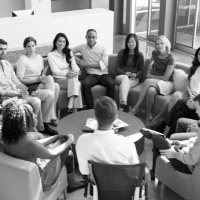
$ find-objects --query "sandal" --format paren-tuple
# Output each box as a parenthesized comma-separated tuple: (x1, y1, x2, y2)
(129, 108, 138, 115)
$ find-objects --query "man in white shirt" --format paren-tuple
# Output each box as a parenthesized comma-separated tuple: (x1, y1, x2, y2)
(0, 39, 57, 135)
(76, 96, 139, 175)
(72, 29, 115, 109)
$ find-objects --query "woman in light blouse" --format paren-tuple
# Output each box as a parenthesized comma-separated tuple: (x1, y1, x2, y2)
(48, 33, 83, 112)
(16, 37, 60, 127)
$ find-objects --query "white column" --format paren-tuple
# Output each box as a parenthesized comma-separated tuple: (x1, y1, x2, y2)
(25, 0, 51, 15)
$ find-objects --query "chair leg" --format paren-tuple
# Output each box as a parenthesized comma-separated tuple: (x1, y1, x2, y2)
(134, 187, 140, 200)
(57, 109, 61, 119)
(63, 188, 67, 200)
(154, 178, 159, 190)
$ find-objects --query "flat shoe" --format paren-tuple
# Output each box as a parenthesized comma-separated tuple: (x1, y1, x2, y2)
(129, 108, 138, 115)
(67, 181, 86, 193)
(119, 104, 127, 112)
(50, 119, 58, 127)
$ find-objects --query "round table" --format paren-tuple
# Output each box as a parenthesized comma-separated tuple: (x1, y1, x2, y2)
(58, 109, 145, 155)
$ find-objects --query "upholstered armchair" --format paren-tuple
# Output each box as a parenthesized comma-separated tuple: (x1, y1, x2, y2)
(0, 152, 68, 200)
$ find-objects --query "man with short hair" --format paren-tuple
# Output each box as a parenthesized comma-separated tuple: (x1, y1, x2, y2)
(76, 96, 139, 175)
(0, 39, 57, 135)
(72, 29, 115, 109)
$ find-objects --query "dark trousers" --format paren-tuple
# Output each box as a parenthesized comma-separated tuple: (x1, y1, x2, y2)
(152, 135, 192, 174)
(154, 99, 199, 137)
(82, 74, 115, 109)
(60, 147, 74, 174)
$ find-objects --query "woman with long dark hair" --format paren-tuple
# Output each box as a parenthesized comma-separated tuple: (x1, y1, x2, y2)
(48, 33, 83, 112)
(115, 33, 144, 111)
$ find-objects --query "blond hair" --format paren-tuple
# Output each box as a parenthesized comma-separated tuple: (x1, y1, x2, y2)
(155, 35, 171, 54)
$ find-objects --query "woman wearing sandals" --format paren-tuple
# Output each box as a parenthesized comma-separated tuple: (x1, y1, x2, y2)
(16, 37, 60, 127)
(149, 46, 200, 129)
(129, 35, 175, 125)
(48, 33, 83, 113)
(115, 33, 144, 112)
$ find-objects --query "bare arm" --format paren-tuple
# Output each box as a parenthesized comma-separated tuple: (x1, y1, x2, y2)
(18, 77, 41, 85)
(147, 64, 174, 81)
(26, 134, 74, 159)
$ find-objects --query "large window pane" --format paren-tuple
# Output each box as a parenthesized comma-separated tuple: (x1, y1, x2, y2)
(194, 1, 200, 48)
(135, 0, 160, 38)
(135, 0, 149, 38)
(176, 0, 197, 47)
(150, 0, 160, 37)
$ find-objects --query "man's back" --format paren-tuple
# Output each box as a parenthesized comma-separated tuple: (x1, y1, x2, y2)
(76, 129, 139, 175)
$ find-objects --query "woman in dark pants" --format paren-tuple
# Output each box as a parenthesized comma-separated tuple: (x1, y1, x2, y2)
(153, 99, 199, 138)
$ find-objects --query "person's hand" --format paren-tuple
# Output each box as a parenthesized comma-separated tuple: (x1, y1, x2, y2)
(37, 75, 45, 82)
(20, 90, 29, 99)
(75, 57, 85, 66)
(187, 123, 200, 133)
(160, 148, 177, 158)
(173, 140, 184, 149)
(67, 133, 74, 143)
(186, 98, 195, 110)
(17, 84, 28, 91)
(129, 73, 137, 80)
(66, 71, 78, 78)
(125, 72, 132, 77)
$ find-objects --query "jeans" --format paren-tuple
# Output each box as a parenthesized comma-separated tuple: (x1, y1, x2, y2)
(82, 74, 115, 109)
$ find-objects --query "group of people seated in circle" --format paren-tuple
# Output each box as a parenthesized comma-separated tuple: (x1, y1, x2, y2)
(1, 27, 200, 195)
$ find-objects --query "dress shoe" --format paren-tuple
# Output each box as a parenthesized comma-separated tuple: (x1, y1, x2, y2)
(140, 128, 165, 139)
(49, 119, 58, 127)
(119, 103, 127, 112)
(150, 169, 155, 180)
(67, 181, 86, 193)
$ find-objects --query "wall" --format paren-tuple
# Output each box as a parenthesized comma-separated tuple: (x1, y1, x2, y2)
(51, 0, 90, 12)
(0, 0, 25, 18)
(0, 9, 114, 62)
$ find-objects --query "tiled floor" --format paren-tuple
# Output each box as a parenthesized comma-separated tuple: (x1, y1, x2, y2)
(59, 35, 192, 200)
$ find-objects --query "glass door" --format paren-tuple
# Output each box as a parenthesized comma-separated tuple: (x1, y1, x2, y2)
(135, 0, 160, 40)
(175, 0, 200, 53)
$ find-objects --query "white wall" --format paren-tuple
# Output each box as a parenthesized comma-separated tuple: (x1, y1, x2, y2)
(0, 0, 25, 18)
(51, 0, 90, 12)
(0, 9, 114, 54)
(25, 0, 51, 15)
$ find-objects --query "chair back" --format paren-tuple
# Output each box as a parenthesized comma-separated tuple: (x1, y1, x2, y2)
(88, 161, 146, 200)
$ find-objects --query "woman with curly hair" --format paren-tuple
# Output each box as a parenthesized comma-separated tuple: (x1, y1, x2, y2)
(1, 99, 85, 192)
(130, 35, 175, 125)
(48, 33, 83, 113)
(115, 33, 144, 111)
